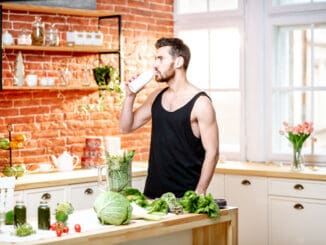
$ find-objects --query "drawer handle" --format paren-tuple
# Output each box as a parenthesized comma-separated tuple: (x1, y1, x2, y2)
(294, 184, 304, 190)
(241, 179, 251, 186)
(293, 203, 304, 210)
(41, 193, 51, 200)
(84, 188, 94, 195)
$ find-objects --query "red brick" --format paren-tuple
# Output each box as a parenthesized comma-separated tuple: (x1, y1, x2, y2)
(1, 0, 173, 163)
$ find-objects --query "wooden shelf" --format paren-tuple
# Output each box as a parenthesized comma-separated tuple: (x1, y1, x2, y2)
(1, 3, 119, 17)
(1, 86, 99, 91)
(0, 3, 122, 91)
(2, 45, 119, 54)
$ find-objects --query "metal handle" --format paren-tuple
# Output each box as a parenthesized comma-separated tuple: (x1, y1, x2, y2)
(294, 184, 304, 190)
(241, 179, 251, 186)
(84, 188, 94, 195)
(41, 193, 51, 200)
(293, 203, 304, 210)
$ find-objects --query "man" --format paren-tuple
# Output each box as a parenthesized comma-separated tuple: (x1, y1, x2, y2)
(120, 37, 219, 198)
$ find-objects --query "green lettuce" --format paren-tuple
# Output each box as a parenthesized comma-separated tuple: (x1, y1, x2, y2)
(93, 191, 132, 225)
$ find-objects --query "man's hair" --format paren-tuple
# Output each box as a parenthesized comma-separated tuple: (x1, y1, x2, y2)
(155, 37, 191, 70)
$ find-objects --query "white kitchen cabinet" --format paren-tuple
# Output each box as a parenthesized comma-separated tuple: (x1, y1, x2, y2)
(24, 186, 68, 219)
(69, 182, 101, 210)
(225, 174, 268, 245)
(132, 176, 146, 192)
(207, 173, 225, 198)
(268, 178, 326, 245)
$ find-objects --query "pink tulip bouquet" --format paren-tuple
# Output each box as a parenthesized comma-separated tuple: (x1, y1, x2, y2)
(279, 121, 314, 170)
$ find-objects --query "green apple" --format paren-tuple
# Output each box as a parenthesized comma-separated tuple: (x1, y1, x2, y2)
(3, 166, 16, 177)
(13, 164, 26, 178)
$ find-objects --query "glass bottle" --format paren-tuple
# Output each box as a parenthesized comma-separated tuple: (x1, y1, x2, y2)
(38, 200, 50, 230)
(45, 24, 59, 46)
(31, 16, 44, 46)
(14, 200, 26, 227)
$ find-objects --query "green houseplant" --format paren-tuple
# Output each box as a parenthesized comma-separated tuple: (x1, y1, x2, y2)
(79, 65, 123, 114)
(93, 65, 121, 94)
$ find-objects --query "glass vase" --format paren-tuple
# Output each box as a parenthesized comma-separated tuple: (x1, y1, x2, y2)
(291, 146, 304, 172)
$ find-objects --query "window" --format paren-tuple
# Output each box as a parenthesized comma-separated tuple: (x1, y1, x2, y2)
(175, 0, 238, 13)
(175, 0, 326, 165)
(272, 0, 326, 6)
(175, 1, 244, 160)
(268, 5, 326, 163)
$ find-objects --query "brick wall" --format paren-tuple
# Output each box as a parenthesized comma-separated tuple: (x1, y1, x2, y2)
(0, 0, 173, 169)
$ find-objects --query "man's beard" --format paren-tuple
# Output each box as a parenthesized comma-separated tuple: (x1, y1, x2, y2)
(155, 65, 175, 83)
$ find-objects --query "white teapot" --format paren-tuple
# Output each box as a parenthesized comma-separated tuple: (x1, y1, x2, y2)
(50, 151, 80, 171)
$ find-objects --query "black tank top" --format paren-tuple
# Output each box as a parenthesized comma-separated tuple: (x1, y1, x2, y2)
(144, 88, 210, 198)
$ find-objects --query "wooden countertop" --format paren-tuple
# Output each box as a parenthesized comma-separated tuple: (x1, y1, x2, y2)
(13, 161, 326, 191)
(215, 161, 326, 181)
(14, 162, 148, 191)
(0, 207, 238, 245)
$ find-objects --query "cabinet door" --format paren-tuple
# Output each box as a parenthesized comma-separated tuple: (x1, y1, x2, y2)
(225, 175, 268, 245)
(24, 186, 67, 219)
(269, 196, 326, 245)
(207, 173, 225, 198)
(70, 182, 101, 211)
(132, 176, 146, 192)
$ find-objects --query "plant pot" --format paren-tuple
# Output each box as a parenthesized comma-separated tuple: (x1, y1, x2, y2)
(93, 68, 110, 88)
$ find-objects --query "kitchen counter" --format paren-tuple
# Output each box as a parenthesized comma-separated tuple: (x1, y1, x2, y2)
(14, 161, 148, 191)
(13, 161, 326, 191)
(0, 207, 238, 245)
(216, 161, 326, 181)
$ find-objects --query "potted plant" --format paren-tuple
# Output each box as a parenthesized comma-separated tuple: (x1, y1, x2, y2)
(92, 65, 121, 93)
(78, 65, 123, 114)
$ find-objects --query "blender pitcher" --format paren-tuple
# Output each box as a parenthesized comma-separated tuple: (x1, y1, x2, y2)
(98, 150, 135, 192)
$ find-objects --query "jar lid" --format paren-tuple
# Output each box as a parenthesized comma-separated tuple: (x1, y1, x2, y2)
(40, 200, 48, 204)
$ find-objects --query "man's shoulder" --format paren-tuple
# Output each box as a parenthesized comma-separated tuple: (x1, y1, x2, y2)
(193, 92, 214, 112)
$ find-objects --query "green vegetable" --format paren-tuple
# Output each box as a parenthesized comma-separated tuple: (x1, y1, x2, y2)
(5, 210, 14, 225)
(56, 201, 74, 215)
(93, 191, 132, 225)
(121, 187, 142, 196)
(121, 187, 149, 207)
(179, 190, 220, 218)
(160, 192, 182, 209)
(179, 190, 199, 213)
(147, 199, 169, 214)
(0, 137, 10, 150)
(106, 150, 135, 192)
(195, 194, 220, 218)
(55, 210, 68, 223)
(13, 223, 36, 237)
(55, 201, 74, 223)
(131, 202, 166, 221)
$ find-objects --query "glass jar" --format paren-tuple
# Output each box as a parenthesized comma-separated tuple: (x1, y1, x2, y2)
(14, 200, 26, 227)
(45, 24, 59, 46)
(17, 29, 32, 46)
(31, 16, 44, 46)
(38, 200, 50, 230)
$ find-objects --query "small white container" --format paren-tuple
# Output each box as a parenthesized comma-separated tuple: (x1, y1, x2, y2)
(26, 74, 38, 86)
(92, 31, 103, 46)
(40, 77, 55, 86)
(128, 70, 154, 93)
(66, 31, 75, 46)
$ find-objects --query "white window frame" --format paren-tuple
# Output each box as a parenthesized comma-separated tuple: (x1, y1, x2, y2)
(174, 0, 326, 165)
(174, 1, 246, 161)
(265, 1, 326, 164)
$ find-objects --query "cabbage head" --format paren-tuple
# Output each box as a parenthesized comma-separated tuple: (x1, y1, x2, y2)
(93, 191, 132, 225)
